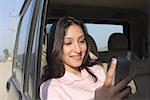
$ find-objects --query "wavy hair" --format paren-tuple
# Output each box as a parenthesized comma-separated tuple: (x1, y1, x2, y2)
(41, 16, 97, 82)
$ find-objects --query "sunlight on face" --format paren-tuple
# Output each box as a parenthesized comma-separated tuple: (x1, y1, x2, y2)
(62, 24, 87, 75)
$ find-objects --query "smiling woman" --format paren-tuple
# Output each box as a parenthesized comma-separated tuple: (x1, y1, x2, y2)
(41, 16, 98, 82)
(6, 0, 149, 99)
(40, 16, 131, 100)
(62, 24, 87, 76)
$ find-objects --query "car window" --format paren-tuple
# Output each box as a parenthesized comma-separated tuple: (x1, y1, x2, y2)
(28, 27, 37, 99)
(13, 0, 34, 88)
(85, 23, 123, 51)
(27, 0, 46, 98)
(46, 23, 123, 52)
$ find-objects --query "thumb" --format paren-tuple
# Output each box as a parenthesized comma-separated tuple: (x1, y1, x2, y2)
(104, 58, 117, 86)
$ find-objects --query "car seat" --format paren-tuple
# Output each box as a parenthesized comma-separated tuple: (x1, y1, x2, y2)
(128, 58, 150, 99)
(87, 34, 99, 61)
(99, 33, 131, 62)
(87, 34, 108, 73)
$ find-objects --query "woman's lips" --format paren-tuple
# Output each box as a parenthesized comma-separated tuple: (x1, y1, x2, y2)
(71, 55, 82, 59)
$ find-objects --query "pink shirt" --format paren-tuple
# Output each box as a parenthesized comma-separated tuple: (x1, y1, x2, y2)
(40, 65, 106, 100)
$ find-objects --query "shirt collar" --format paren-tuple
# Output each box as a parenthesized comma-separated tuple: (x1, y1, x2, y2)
(58, 68, 90, 85)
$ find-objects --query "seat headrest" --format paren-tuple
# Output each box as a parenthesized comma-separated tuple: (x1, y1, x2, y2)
(88, 34, 98, 60)
(108, 33, 128, 51)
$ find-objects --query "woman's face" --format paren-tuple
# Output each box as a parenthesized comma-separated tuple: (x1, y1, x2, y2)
(62, 24, 87, 73)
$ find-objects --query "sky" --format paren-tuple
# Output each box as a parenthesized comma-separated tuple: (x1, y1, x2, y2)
(0, 0, 23, 59)
(86, 24, 123, 51)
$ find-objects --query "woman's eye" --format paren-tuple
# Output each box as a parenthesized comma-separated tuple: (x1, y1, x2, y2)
(64, 42, 72, 45)
(80, 40, 85, 43)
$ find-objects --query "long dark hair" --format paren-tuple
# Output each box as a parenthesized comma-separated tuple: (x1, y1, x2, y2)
(41, 16, 97, 82)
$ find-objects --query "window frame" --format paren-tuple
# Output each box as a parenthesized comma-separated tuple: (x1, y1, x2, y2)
(12, 0, 34, 94)
(46, 19, 130, 51)
(10, 0, 47, 99)
(21, 0, 48, 99)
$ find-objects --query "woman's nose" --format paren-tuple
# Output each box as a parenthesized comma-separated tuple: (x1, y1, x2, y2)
(73, 42, 81, 53)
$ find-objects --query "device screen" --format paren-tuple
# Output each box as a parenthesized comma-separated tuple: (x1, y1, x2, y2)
(114, 56, 130, 85)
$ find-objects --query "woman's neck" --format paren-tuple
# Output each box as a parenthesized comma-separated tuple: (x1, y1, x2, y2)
(64, 64, 82, 77)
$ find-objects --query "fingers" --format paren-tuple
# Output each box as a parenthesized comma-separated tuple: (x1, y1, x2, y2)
(104, 58, 117, 86)
(114, 76, 131, 92)
(119, 86, 131, 99)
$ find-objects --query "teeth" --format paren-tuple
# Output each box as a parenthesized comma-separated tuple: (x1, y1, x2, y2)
(72, 56, 81, 59)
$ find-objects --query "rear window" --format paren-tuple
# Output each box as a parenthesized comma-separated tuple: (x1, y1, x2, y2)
(85, 23, 123, 51)
(46, 23, 123, 51)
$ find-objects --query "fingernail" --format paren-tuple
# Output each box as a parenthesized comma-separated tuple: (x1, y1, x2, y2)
(112, 58, 117, 64)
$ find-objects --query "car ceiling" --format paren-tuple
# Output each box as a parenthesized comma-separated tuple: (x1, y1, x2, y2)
(50, 0, 147, 13)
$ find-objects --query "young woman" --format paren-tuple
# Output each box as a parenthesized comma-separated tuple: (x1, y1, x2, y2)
(40, 16, 131, 100)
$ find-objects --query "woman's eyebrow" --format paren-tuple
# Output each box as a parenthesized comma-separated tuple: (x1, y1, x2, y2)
(64, 34, 85, 40)
(64, 37, 72, 40)
(79, 35, 85, 39)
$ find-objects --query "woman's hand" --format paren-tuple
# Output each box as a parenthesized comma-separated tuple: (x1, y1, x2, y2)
(95, 58, 131, 100)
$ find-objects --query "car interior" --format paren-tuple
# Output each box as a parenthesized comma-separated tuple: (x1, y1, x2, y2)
(44, 0, 148, 59)
(6, 0, 150, 100)
(42, 0, 149, 99)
